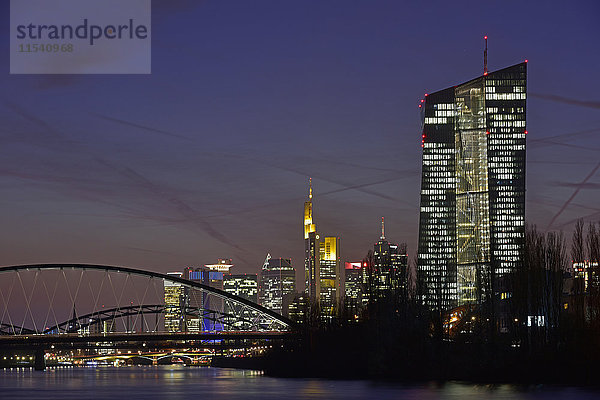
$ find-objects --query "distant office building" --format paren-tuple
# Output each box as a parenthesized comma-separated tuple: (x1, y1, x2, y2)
(344, 262, 363, 321)
(319, 236, 340, 320)
(184, 259, 234, 331)
(223, 273, 258, 330)
(259, 254, 296, 316)
(89, 320, 116, 335)
(224, 274, 258, 303)
(183, 266, 208, 332)
(164, 272, 185, 332)
(304, 178, 319, 303)
(203, 258, 234, 291)
(417, 62, 527, 312)
(287, 293, 309, 325)
(573, 261, 600, 292)
(372, 218, 408, 298)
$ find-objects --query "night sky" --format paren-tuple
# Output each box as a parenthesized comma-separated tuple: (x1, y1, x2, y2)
(1, 1, 599, 285)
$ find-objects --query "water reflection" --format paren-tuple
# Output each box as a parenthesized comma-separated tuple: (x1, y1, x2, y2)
(0, 366, 598, 399)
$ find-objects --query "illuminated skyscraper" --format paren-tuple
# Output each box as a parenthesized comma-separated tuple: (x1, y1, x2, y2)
(304, 178, 319, 302)
(417, 62, 527, 312)
(164, 272, 185, 332)
(259, 254, 296, 315)
(224, 273, 258, 330)
(344, 262, 363, 321)
(224, 274, 258, 303)
(184, 259, 234, 331)
(319, 236, 340, 320)
(372, 218, 408, 298)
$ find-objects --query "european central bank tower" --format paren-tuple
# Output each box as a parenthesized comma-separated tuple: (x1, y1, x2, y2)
(417, 62, 527, 312)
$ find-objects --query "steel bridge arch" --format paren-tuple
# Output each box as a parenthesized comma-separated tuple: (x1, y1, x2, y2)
(0, 264, 293, 331)
(0, 323, 35, 335)
(41, 303, 273, 334)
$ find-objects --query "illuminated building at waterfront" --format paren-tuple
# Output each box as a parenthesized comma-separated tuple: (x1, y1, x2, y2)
(572, 261, 600, 293)
(344, 262, 363, 320)
(184, 259, 234, 331)
(417, 61, 527, 314)
(224, 274, 258, 303)
(319, 236, 340, 320)
(164, 272, 185, 332)
(259, 254, 296, 315)
(287, 293, 309, 324)
(372, 217, 408, 298)
(304, 178, 319, 302)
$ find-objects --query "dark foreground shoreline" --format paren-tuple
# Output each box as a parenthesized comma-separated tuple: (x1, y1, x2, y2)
(215, 335, 600, 386)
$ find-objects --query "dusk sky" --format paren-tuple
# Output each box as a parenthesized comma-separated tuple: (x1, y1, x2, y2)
(1, 1, 599, 285)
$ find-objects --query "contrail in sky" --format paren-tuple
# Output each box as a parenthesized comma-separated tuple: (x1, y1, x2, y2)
(92, 113, 192, 141)
(546, 161, 600, 230)
(7, 102, 240, 250)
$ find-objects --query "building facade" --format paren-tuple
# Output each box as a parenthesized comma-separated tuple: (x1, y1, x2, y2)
(319, 236, 340, 320)
(344, 261, 363, 321)
(164, 272, 185, 332)
(304, 178, 319, 302)
(184, 259, 234, 331)
(259, 254, 296, 315)
(372, 217, 408, 299)
(223, 274, 258, 303)
(417, 62, 527, 312)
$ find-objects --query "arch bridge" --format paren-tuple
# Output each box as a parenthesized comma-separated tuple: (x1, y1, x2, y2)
(0, 263, 293, 335)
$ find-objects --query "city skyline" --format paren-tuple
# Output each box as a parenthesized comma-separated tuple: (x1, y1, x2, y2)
(1, 1, 599, 286)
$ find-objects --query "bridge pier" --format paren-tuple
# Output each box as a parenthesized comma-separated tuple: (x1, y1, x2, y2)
(34, 347, 46, 371)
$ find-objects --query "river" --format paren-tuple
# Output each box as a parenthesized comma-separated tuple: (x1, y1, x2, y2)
(0, 366, 597, 399)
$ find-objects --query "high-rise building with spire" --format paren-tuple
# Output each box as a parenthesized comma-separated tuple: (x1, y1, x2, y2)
(371, 217, 407, 299)
(304, 178, 319, 302)
(417, 61, 527, 313)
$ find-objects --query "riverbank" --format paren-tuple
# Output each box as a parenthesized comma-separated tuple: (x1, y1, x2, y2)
(256, 328, 600, 385)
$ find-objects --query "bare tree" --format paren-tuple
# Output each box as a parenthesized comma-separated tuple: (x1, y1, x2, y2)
(570, 219, 586, 326)
(513, 225, 567, 350)
(572, 219, 586, 264)
(586, 222, 600, 325)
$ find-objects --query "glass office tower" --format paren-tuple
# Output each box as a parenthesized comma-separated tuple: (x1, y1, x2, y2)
(304, 178, 319, 302)
(417, 62, 526, 311)
(319, 236, 340, 320)
(260, 254, 296, 315)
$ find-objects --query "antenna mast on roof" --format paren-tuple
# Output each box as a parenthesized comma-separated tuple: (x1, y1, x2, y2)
(484, 36, 488, 75)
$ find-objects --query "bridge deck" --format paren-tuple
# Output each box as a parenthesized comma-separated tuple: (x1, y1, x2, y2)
(0, 331, 295, 348)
